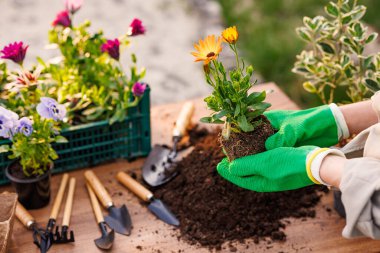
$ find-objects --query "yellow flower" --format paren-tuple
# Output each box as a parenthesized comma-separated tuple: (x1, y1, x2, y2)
(191, 35, 222, 65)
(222, 26, 239, 44)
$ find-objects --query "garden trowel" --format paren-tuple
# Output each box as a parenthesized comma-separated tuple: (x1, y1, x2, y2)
(142, 101, 195, 187)
(84, 170, 132, 236)
(116, 171, 179, 226)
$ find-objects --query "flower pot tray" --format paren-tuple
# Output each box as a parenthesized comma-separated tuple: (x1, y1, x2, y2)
(1, 83, 379, 253)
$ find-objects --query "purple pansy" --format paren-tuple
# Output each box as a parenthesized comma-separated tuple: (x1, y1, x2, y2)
(101, 39, 120, 61)
(128, 19, 146, 36)
(0, 42, 29, 65)
(132, 82, 147, 97)
(0, 106, 19, 139)
(52, 10, 72, 27)
(37, 97, 67, 121)
(17, 117, 33, 137)
(65, 0, 83, 14)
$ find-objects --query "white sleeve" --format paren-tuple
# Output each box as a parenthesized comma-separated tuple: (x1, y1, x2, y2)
(329, 103, 350, 140)
(308, 148, 345, 186)
(340, 157, 380, 239)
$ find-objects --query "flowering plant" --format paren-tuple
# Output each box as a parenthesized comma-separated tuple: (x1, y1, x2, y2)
(0, 40, 51, 122)
(192, 26, 271, 139)
(0, 97, 67, 176)
(44, 0, 147, 124)
(293, 0, 380, 104)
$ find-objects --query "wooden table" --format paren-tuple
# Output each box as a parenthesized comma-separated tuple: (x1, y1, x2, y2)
(3, 83, 380, 253)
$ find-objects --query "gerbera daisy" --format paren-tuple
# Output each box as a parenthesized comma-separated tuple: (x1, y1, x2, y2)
(222, 26, 239, 44)
(191, 35, 222, 65)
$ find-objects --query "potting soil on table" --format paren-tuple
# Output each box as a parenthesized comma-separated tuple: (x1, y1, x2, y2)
(154, 127, 328, 249)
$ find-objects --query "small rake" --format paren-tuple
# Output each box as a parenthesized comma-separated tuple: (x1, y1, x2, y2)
(15, 198, 52, 252)
(52, 177, 76, 244)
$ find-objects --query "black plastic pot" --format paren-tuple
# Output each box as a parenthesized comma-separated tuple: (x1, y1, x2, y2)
(5, 161, 52, 209)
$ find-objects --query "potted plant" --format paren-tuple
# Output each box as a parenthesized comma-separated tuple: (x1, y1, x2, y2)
(0, 97, 67, 209)
(191, 26, 275, 161)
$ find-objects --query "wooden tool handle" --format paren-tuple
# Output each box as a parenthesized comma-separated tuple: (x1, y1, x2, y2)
(15, 201, 35, 229)
(84, 170, 113, 208)
(86, 182, 104, 223)
(50, 173, 69, 220)
(62, 177, 76, 227)
(172, 102, 195, 137)
(116, 171, 153, 202)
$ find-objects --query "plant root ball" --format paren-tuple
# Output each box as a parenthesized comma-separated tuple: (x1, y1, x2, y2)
(220, 115, 275, 161)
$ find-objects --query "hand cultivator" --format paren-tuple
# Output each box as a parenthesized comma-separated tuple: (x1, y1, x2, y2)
(14, 199, 51, 251)
(52, 177, 76, 244)
(35, 173, 68, 252)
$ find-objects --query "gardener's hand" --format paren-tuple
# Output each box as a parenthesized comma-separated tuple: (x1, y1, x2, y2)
(217, 146, 345, 192)
(264, 104, 349, 149)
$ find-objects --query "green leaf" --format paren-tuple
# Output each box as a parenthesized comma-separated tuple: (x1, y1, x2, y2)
(237, 115, 254, 132)
(318, 42, 335, 54)
(342, 14, 352, 25)
(213, 110, 227, 119)
(365, 79, 380, 92)
(325, 2, 339, 17)
(296, 27, 312, 42)
(0, 145, 10, 153)
(365, 33, 378, 44)
(250, 102, 271, 111)
(303, 81, 317, 93)
(234, 104, 241, 117)
(55, 136, 68, 143)
(246, 91, 266, 105)
(200, 117, 212, 123)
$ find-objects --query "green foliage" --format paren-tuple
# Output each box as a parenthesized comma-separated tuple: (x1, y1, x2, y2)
(0, 114, 67, 176)
(0, 61, 7, 88)
(293, 0, 380, 104)
(200, 43, 271, 139)
(218, 0, 380, 107)
(44, 20, 145, 125)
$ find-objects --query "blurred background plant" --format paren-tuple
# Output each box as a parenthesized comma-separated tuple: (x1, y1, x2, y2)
(0, 0, 147, 126)
(293, 0, 380, 104)
(42, 2, 146, 125)
(218, 0, 380, 107)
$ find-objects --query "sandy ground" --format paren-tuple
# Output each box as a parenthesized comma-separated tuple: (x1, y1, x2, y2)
(0, 0, 227, 105)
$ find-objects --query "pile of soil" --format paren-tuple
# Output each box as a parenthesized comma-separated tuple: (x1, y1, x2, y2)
(154, 128, 327, 248)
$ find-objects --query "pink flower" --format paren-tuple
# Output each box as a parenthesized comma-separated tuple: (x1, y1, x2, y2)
(1, 42, 28, 65)
(101, 39, 120, 60)
(132, 82, 147, 97)
(65, 0, 83, 14)
(128, 19, 146, 36)
(52, 10, 71, 27)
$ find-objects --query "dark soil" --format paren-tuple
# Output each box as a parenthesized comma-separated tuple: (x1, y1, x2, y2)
(8, 162, 31, 180)
(220, 115, 275, 161)
(154, 128, 327, 248)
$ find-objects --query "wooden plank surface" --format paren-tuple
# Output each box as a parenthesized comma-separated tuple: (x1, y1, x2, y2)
(2, 82, 380, 253)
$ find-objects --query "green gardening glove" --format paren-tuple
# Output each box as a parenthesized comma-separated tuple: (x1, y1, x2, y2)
(217, 146, 320, 192)
(264, 105, 339, 150)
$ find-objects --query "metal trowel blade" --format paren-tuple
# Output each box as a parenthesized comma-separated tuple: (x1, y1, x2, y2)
(142, 144, 177, 187)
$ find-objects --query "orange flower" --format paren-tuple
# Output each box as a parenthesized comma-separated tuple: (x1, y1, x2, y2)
(222, 26, 239, 44)
(191, 35, 222, 65)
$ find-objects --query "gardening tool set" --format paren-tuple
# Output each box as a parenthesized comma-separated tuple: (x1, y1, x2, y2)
(143, 101, 195, 187)
(9, 102, 195, 251)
